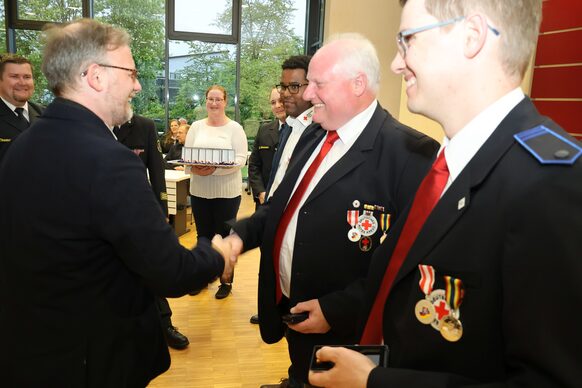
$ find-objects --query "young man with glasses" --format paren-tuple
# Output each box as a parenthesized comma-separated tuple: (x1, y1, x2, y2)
(309, 1, 582, 387)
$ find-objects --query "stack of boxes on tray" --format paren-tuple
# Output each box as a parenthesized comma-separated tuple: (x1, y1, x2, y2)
(180, 147, 236, 166)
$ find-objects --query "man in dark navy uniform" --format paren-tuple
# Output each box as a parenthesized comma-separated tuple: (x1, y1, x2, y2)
(248, 87, 287, 207)
(115, 114, 189, 350)
(0, 54, 44, 161)
(310, 1, 582, 387)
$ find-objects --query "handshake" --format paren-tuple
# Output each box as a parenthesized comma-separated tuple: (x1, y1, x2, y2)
(210, 233, 244, 283)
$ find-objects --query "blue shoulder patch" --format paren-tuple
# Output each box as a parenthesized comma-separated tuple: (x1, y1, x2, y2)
(514, 125, 582, 165)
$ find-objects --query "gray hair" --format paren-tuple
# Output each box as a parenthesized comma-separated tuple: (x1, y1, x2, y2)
(41, 18, 130, 96)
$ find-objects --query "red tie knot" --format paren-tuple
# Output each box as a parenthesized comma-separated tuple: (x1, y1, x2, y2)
(325, 130, 340, 144)
(433, 149, 449, 174)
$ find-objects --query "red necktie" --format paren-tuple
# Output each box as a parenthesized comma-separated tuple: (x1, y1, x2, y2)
(360, 149, 449, 344)
(272, 130, 340, 303)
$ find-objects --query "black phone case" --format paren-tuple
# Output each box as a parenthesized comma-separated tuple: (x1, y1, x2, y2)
(282, 312, 309, 324)
(310, 344, 389, 371)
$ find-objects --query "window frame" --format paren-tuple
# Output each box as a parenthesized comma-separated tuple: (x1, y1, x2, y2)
(166, 0, 241, 45)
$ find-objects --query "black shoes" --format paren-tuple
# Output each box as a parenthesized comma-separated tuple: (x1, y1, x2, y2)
(164, 325, 189, 350)
(215, 283, 232, 299)
(250, 314, 259, 324)
(188, 288, 203, 296)
(260, 378, 289, 388)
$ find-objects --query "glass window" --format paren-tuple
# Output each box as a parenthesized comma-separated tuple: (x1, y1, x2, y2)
(0, 2, 5, 51)
(168, 40, 236, 125)
(16, 0, 83, 22)
(2, 0, 309, 136)
(94, 0, 166, 131)
(174, 0, 232, 35)
(14, 30, 51, 104)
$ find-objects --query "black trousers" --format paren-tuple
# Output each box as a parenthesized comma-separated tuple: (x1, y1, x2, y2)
(191, 195, 241, 283)
(157, 297, 172, 327)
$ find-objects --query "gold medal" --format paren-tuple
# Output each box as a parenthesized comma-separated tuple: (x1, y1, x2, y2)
(440, 315, 463, 342)
(427, 289, 452, 330)
(414, 299, 435, 324)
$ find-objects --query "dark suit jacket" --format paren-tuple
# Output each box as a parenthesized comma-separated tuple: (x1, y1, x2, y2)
(361, 98, 582, 387)
(115, 115, 168, 217)
(248, 119, 280, 199)
(164, 142, 184, 168)
(0, 98, 225, 387)
(0, 99, 43, 161)
(233, 104, 438, 347)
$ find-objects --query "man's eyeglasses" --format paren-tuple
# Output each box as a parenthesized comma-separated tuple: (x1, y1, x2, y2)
(207, 97, 224, 103)
(80, 63, 139, 81)
(396, 16, 500, 58)
(275, 82, 309, 94)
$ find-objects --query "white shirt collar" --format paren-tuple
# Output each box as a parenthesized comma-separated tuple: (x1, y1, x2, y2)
(335, 99, 377, 145)
(1, 97, 29, 115)
(442, 88, 525, 185)
(286, 106, 314, 130)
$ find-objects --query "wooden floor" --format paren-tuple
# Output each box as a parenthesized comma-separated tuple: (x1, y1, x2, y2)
(149, 191, 290, 388)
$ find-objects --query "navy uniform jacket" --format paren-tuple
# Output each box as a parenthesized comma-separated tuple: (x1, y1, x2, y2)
(232, 104, 439, 378)
(0, 97, 225, 387)
(0, 98, 44, 161)
(164, 142, 184, 168)
(361, 98, 582, 387)
(248, 119, 280, 200)
(115, 114, 168, 217)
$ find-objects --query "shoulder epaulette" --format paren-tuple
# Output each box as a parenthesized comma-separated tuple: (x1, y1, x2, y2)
(514, 125, 582, 165)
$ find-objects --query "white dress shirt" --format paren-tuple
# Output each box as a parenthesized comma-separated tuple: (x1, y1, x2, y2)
(1, 97, 30, 122)
(441, 88, 525, 195)
(267, 107, 314, 200)
(279, 100, 378, 297)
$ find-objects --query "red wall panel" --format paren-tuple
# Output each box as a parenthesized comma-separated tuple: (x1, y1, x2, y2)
(532, 100, 581, 135)
(535, 29, 582, 65)
(540, 0, 582, 32)
(531, 0, 582, 139)
(530, 66, 582, 98)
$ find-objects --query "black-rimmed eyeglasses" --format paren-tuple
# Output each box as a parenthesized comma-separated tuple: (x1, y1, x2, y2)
(396, 16, 500, 58)
(275, 82, 309, 94)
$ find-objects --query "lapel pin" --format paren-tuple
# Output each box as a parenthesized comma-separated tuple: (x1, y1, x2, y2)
(457, 197, 466, 210)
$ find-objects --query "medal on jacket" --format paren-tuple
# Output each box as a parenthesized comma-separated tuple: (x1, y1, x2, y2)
(357, 206, 378, 237)
(428, 289, 456, 330)
(415, 264, 436, 324)
(440, 275, 465, 342)
(346, 210, 361, 242)
(359, 236, 372, 252)
(379, 213, 391, 244)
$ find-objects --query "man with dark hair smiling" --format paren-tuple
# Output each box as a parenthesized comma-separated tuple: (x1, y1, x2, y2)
(0, 53, 43, 161)
(265, 55, 314, 200)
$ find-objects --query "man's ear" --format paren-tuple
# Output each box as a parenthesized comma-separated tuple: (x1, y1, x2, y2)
(463, 13, 489, 59)
(352, 72, 368, 97)
(84, 64, 106, 92)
